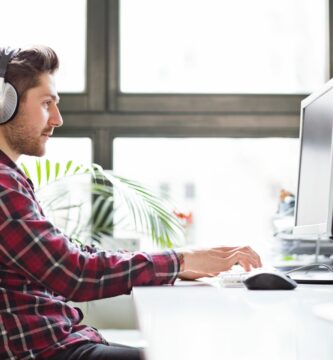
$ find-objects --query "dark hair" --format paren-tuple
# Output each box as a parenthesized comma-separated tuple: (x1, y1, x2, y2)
(5, 45, 59, 101)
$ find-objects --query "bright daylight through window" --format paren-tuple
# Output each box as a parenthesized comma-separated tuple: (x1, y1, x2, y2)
(121, 0, 329, 94)
(20, 138, 93, 236)
(0, 0, 87, 93)
(114, 138, 299, 258)
(20, 137, 93, 183)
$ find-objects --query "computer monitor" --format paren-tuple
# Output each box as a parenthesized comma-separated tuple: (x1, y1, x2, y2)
(287, 79, 333, 284)
(293, 78, 333, 240)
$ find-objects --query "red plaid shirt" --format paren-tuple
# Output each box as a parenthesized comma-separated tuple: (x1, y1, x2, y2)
(0, 150, 180, 360)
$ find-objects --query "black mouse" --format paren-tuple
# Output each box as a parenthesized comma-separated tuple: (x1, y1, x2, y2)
(243, 271, 298, 290)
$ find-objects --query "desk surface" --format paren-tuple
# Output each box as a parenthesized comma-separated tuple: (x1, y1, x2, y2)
(133, 280, 333, 360)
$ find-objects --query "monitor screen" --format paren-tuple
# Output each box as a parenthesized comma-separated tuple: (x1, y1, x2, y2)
(293, 80, 333, 239)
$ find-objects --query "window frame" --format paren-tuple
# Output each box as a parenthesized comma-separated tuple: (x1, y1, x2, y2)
(57, 0, 333, 169)
(58, 0, 107, 112)
(108, 0, 332, 115)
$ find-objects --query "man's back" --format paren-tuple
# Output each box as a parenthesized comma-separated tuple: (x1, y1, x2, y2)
(0, 150, 107, 359)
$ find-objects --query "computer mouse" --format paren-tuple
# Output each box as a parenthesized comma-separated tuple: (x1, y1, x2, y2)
(243, 271, 298, 290)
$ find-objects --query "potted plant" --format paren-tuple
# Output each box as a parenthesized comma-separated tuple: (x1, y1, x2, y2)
(20, 159, 185, 250)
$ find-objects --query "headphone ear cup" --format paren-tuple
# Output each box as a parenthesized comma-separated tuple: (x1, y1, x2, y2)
(0, 81, 19, 124)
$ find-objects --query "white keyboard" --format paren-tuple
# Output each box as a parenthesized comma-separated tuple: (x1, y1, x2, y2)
(218, 267, 276, 288)
(218, 271, 249, 287)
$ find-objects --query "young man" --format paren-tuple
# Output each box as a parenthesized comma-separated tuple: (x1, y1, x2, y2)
(0, 46, 262, 360)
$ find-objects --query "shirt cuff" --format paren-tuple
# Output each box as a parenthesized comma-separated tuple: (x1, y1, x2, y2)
(149, 250, 181, 285)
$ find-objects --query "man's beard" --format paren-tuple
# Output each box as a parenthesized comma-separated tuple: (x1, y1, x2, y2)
(3, 114, 47, 157)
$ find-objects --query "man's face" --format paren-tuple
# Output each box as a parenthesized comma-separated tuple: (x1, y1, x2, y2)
(3, 72, 63, 158)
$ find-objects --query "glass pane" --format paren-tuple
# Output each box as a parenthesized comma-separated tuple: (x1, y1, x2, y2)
(114, 138, 299, 258)
(120, 0, 328, 94)
(1, 0, 87, 93)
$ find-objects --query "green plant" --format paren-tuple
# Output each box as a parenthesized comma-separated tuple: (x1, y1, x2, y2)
(20, 159, 184, 249)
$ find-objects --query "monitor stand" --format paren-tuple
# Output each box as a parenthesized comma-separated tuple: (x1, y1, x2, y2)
(286, 235, 333, 284)
(314, 236, 320, 263)
(288, 270, 333, 284)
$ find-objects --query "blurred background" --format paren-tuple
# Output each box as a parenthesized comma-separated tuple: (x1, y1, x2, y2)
(2, 0, 330, 262)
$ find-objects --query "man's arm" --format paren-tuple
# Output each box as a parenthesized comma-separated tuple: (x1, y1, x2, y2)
(0, 171, 261, 298)
(0, 174, 180, 301)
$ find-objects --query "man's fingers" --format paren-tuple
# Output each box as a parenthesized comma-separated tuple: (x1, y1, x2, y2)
(238, 260, 251, 272)
(212, 246, 262, 269)
(224, 250, 260, 271)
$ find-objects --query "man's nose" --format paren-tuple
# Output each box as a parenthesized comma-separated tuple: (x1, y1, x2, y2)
(49, 104, 63, 127)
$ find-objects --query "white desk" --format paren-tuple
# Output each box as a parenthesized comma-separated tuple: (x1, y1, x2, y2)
(133, 280, 333, 360)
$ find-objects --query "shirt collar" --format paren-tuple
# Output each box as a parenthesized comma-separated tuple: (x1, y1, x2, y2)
(0, 149, 19, 169)
(0, 149, 35, 190)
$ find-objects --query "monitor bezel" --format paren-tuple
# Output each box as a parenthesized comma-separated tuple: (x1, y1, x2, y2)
(293, 78, 333, 240)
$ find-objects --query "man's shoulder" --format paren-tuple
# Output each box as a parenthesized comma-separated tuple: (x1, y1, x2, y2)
(0, 162, 28, 190)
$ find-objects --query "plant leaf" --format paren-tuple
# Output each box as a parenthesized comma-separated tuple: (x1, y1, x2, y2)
(45, 159, 50, 183)
(55, 162, 60, 180)
(21, 158, 185, 248)
(64, 160, 73, 176)
(36, 160, 41, 186)
(20, 163, 31, 179)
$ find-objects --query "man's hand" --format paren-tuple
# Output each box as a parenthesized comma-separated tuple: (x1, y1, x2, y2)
(177, 246, 262, 280)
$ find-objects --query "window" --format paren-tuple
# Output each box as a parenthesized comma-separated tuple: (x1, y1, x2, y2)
(1, 0, 87, 93)
(114, 137, 299, 256)
(20, 137, 93, 184)
(120, 0, 329, 94)
(19, 138, 93, 238)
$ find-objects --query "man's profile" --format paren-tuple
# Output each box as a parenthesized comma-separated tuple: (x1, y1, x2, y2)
(0, 46, 261, 360)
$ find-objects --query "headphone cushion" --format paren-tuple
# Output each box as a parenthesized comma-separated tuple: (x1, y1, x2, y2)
(0, 82, 19, 124)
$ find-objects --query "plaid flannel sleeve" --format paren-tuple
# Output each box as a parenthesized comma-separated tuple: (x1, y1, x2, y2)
(0, 171, 180, 301)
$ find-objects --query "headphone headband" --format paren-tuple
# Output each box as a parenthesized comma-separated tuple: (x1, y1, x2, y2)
(0, 47, 20, 78)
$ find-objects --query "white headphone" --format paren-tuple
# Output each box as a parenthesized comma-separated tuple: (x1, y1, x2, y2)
(0, 47, 20, 124)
